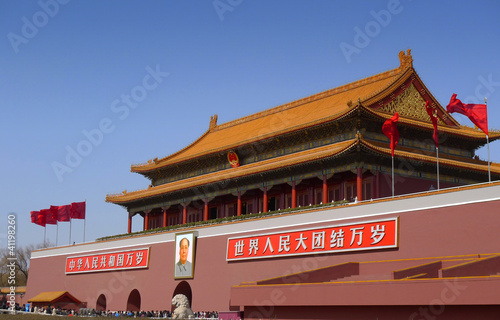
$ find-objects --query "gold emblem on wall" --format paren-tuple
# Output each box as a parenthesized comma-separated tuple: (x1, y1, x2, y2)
(227, 151, 240, 168)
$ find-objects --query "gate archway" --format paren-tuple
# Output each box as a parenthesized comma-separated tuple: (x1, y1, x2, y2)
(96, 294, 106, 311)
(126, 289, 141, 312)
(171, 281, 192, 312)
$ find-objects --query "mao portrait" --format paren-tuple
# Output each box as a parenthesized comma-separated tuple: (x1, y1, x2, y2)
(174, 232, 195, 279)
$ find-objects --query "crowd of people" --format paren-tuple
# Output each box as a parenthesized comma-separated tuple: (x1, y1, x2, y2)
(0, 303, 75, 315)
(1, 301, 219, 318)
(1, 304, 219, 319)
(95, 309, 218, 318)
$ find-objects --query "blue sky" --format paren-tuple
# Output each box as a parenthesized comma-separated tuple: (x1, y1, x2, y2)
(1, 0, 499, 248)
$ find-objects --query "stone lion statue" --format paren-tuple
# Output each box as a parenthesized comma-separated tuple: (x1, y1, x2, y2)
(172, 294, 194, 319)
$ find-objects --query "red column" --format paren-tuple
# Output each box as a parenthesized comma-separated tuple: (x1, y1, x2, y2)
(237, 192, 242, 216)
(322, 175, 328, 204)
(203, 200, 209, 221)
(357, 167, 363, 202)
(291, 181, 297, 208)
(162, 208, 167, 228)
(340, 181, 344, 201)
(128, 214, 132, 234)
(309, 186, 314, 205)
(182, 204, 187, 224)
(144, 210, 150, 231)
(263, 187, 268, 212)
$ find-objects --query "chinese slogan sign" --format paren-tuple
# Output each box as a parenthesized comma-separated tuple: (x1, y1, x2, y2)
(66, 248, 150, 274)
(226, 218, 398, 261)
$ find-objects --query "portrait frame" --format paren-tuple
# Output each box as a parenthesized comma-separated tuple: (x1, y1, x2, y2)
(174, 231, 196, 279)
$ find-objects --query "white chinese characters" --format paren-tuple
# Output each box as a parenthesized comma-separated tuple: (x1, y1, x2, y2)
(66, 249, 150, 273)
(227, 219, 397, 260)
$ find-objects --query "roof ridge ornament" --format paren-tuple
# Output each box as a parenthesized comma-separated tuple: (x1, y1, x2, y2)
(399, 49, 413, 69)
(355, 130, 362, 141)
(210, 114, 218, 131)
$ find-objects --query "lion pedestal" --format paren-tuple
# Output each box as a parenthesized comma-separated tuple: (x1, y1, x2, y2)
(172, 294, 195, 319)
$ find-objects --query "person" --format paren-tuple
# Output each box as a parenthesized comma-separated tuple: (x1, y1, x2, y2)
(175, 237, 192, 277)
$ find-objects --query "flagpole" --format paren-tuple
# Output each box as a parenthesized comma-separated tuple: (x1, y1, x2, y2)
(485, 97, 491, 183)
(487, 134, 491, 182)
(44, 226, 46, 245)
(391, 155, 395, 197)
(56, 221, 59, 246)
(83, 199, 87, 243)
(436, 147, 440, 190)
(69, 219, 72, 245)
(382, 112, 399, 198)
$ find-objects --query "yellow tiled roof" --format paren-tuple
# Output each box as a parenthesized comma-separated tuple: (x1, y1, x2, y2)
(0, 286, 26, 294)
(130, 51, 498, 175)
(132, 64, 404, 173)
(27, 291, 80, 303)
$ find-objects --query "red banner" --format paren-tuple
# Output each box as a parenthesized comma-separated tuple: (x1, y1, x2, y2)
(51, 205, 71, 222)
(382, 112, 399, 157)
(425, 101, 439, 148)
(65, 248, 150, 274)
(70, 201, 86, 219)
(42, 208, 57, 225)
(31, 211, 45, 227)
(446, 93, 488, 135)
(226, 218, 398, 261)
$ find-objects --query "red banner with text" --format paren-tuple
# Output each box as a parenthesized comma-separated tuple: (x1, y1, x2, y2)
(66, 248, 150, 274)
(226, 218, 398, 261)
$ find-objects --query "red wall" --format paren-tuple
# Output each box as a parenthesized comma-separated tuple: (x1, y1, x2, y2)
(26, 193, 500, 314)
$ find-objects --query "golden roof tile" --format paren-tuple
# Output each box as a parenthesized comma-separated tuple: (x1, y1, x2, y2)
(131, 60, 404, 173)
(0, 286, 26, 294)
(27, 291, 81, 304)
(132, 50, 497, 174)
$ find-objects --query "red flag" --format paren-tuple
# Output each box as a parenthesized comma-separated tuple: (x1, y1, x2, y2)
(30, 211, 37, 224)
(446, 93, 488, 135)
(382, 112, 400, 157)
(50, 205, 71, 222)
(42, 208, 57, 225)
(70, 201, 86, 219)
(31, 210, 46, 227)
(425, 101, 439, 148)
